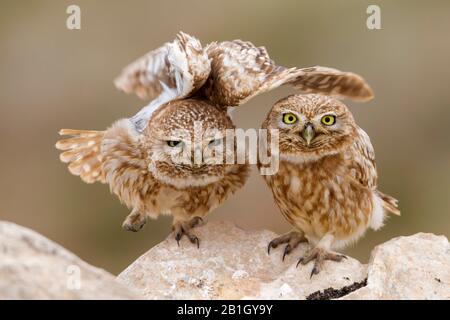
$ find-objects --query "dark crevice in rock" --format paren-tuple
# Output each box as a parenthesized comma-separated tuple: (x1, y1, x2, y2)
(306, 278, 368, 300)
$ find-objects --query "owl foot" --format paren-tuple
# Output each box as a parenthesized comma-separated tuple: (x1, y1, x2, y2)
(296, 247, 347, 278)
(267, 231, 307, 261)
(172, 217, 204, 248)
(122, 210, 147, 232)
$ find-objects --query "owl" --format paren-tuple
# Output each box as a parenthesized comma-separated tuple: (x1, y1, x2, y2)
(56, 32, 374, 246)
(260, 93, 400, 276)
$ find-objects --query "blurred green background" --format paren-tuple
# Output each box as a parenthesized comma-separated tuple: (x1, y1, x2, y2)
(1, 0, 449, 275)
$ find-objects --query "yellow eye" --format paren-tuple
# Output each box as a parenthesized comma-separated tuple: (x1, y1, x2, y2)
(167, 140, 181, 147)
(282, 113, 298, 124)
(321, 115, 336, 126)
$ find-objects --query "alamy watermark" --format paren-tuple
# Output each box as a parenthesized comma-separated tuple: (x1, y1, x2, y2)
(66, 5, 81, 30)
(67, 5, 382, 31)
(367, 5, 381, 30)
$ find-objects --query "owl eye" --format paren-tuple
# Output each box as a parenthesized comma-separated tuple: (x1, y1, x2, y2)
(167, 140, 182, 147)
(208, 139, 221, 147)
(282, 113, 298, 124)
(321, 115, 336, 126)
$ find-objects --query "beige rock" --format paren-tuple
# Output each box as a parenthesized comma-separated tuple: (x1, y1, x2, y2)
(2, 219, 448, 300)
(0, 221, 141, 300)
(118, 221, 367, 299)
(342, 233, 450, 300)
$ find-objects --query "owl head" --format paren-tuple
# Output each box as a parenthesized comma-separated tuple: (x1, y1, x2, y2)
(262, 94, 358, 163)
(143, 99, 234, 187)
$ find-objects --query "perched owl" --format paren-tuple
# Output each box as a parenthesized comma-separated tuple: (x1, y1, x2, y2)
(56, 32, 374, 246)
(260, 93, 400, 276)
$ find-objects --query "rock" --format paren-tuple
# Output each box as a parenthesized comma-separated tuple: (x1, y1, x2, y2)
(118, 221, 367, 299)
(2, 219, 449, 300)
(0, 221, 141, 299)
(119, 222, 450, 300)
(342, 233, 450, 300)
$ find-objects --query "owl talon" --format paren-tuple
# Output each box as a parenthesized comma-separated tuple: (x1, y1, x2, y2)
(282, 244, 292, 261)
(310, 265, 320, 279)
(267, 231, 307, 259)
(175, 232, 183, 243)
(267, 240, 279, 255)
(172, 217, 203, 248)
(189, 217, 204, 228)
(188, 235, 200, 249)
(122, 210, 147, 232)
(297, 247, 347, 277)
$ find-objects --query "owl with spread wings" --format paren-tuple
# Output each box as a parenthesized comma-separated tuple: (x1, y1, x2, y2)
(56, 32, 373, 247)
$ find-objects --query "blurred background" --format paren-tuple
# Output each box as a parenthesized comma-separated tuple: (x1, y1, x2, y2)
(1, 0, 449, 275)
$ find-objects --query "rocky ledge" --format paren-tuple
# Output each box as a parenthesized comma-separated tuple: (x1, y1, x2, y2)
(1, 220, 449, 299)
(0, 221, 140, 299)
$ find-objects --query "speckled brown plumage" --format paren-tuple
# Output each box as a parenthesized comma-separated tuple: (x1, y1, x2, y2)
(57, 100, 249, 246)
(56, 32, 376, 246)
(260, 94, 400, 276)
(114, 32, 373, 132)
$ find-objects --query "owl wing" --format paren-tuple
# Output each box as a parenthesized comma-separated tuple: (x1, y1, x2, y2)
(203, 40, 298, 106)
(202, 40, 373, 107)
(347, 127, 377, 189)
(56, 129, 106, 183)
(101, 119, 156, 210)
(115, 31, 210, 100)
(289, 66, 374, 102)
(348, 128, 400, 216)
(56, 119, 156, 211)
(114, 32, 211, 131)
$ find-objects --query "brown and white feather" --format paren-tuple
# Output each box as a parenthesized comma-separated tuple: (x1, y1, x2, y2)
(56, 129, 106, 184)
(114, 32, 210, 101)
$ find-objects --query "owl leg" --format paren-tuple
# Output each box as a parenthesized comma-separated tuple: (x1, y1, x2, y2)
(172, 216, 204, 248)
(268, 231, 307, 261)
(296, 234, 347, 278)
(122, 209, 148, 232)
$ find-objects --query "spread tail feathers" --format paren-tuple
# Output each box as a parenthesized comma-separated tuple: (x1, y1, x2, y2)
(377, 191, 401, 216)
(56, 129, 106, 184)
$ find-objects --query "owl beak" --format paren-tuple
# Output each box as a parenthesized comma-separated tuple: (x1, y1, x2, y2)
(301, 123, 316, 146)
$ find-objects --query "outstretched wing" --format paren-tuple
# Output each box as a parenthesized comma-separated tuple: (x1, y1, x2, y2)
(115, 31, 210, 100)
(115, 32, 211, 131)
(289, 66, 373, 102)
(56, 119, 155, 212)
(202, 40, 373, 108)
(56, 129, 106, 183)
(55, 120, 147, 187)
(202, 40, 297, 106)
